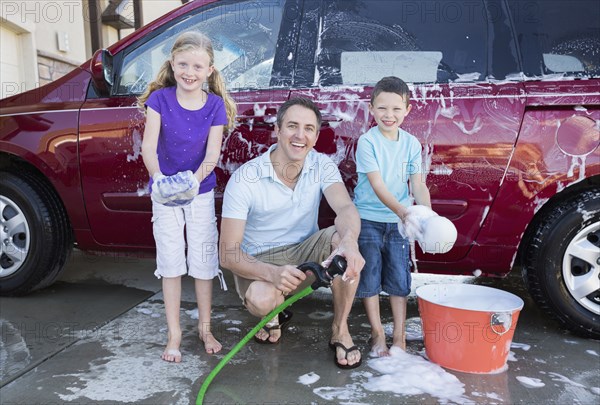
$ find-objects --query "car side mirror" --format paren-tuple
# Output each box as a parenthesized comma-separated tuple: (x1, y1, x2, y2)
(90, 49, 114, 95)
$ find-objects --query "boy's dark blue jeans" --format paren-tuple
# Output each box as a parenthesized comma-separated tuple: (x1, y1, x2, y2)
(356, 218, 411, 298)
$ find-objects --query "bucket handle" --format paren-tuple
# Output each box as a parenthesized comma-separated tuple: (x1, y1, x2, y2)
(490, 312, 512, 336)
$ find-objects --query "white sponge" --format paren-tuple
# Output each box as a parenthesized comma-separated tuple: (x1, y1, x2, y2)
(398, 205, 457, 254)
(420, 215, 457, 254)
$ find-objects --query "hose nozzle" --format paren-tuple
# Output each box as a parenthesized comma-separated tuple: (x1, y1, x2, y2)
(298, 255, 348, 289)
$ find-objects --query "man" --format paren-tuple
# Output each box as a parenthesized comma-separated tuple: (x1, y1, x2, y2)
(220, 97, 365, 369)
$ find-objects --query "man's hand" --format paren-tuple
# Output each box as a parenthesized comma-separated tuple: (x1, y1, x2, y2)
(270, 265, 307, 295)
(323, 236, 364, 282)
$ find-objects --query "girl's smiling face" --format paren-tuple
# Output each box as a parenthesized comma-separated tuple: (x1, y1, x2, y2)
(170, 49, 214, 93)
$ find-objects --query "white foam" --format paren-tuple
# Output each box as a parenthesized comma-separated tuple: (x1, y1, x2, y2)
(363, 346, 466, 402)
(298, 372, 320, 385)
(313, 384, 366, 402)
(549, 372, 587, 388)
(222, 319, 242, 325)
(516, 376, 545, 388)
(511, 342, 531, 351)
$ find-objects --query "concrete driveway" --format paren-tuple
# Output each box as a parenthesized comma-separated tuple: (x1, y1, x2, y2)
(1, 250, 599, 404)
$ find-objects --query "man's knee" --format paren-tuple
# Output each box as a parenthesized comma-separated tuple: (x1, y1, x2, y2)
(245, 282, 278, 316)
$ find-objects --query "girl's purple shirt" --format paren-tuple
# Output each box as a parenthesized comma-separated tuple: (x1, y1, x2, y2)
(146, 86, 227, 194)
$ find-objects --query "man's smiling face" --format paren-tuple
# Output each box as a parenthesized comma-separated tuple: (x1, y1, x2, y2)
(274, 104, 320, 165)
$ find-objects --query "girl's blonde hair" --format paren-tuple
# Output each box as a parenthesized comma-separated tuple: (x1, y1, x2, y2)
(138, 31, 237, 129)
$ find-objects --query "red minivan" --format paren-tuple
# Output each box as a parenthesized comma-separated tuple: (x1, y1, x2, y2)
(1, 0, 598, 337)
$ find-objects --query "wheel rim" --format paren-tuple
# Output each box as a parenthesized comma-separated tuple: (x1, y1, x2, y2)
(0, 195, 31, 278)
(562, 221, 600, 315)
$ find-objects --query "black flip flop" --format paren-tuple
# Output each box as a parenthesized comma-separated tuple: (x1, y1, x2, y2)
(329, 341, 362, 369)
(253, 310, 293, 344)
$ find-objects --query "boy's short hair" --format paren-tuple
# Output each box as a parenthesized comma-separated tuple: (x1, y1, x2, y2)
(277, 97, 322, 128)
(371, 76, 411, 106)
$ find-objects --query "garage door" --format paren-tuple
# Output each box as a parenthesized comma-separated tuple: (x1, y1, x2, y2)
(0, 25, 22, 99)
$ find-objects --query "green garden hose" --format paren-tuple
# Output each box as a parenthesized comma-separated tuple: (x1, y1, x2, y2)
(196, 255, 347, 404)
(196, 285, 313, 404)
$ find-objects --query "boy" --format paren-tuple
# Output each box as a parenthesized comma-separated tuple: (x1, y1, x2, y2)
(354, 76, 431, 357)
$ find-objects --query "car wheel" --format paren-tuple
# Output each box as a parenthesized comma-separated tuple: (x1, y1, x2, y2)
(0, 172, 72, 295)
(523, 189, 600, 338)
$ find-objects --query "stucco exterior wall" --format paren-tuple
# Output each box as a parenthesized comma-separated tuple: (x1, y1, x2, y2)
(0, 0, 182, 98)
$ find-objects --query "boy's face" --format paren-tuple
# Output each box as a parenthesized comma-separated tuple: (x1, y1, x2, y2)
(369, 91, 412, 138)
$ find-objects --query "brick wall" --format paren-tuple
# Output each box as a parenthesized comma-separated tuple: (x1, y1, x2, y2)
(37, 50, 82, 86)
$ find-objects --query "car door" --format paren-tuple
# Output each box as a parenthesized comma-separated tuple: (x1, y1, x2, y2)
(291, 0, 525, 267)
(78, 0, 297, 248)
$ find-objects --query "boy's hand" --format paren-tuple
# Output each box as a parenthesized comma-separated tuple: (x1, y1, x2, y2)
(398, 205, 437, 241)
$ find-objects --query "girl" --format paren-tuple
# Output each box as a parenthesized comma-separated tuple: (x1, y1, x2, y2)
(139, 32, 236, 363)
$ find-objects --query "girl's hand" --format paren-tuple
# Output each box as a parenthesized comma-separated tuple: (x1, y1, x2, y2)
(151, 170, 199, 205)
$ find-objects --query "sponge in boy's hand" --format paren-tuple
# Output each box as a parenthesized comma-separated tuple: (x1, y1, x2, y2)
(398, 205, 457, 254)
(420, 215, 457, 254)
(398, 205, 437, 241)
(151, 170, 199, 206)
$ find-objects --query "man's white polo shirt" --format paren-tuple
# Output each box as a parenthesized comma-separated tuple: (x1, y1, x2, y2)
(222, 144, 342, 256)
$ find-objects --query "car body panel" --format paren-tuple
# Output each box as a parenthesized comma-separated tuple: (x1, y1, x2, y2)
(0, 69, 91, 231)
(292, 82, 528, 269)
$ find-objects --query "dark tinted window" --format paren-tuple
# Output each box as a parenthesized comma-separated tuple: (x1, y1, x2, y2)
(316, 0, 488, 85)
(509, 0, 600, 77)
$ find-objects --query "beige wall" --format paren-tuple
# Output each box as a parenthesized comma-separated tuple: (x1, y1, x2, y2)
(1, 4, 38, 98)
(32, 1, 88, 63)
(0, 0, 182, 98)
(118, 0, 182, 42)
(141, 0, 182, 27)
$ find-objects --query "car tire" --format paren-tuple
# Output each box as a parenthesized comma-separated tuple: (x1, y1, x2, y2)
(0, 172, 72, 296)
(523, 189, 600, 338)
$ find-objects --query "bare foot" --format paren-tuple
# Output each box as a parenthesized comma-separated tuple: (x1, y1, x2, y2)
(369, 334, 390, 357)
(161, 331, 182, 363)
(392, 332, 406, 351)
(200, 330, 222, 354)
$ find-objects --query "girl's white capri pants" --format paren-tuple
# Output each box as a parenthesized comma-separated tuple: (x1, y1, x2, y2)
(151, 190, 226, 289)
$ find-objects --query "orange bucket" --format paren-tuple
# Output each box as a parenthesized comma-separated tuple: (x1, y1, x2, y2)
(416, 284, 524, 374)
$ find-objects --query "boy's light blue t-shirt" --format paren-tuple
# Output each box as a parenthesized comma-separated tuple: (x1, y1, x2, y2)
(354, 126, 424, 223)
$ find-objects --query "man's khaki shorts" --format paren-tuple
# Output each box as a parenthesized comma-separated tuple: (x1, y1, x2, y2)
(232, 226, 337, 302)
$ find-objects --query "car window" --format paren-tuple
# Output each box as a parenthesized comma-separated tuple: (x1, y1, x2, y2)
(115, 0, 284, 95)
(509, 0, 600, 77)
(315, 0, 488, 85)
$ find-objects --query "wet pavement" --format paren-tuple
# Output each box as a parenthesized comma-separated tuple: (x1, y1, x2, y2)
(1, 250, 599, 404)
